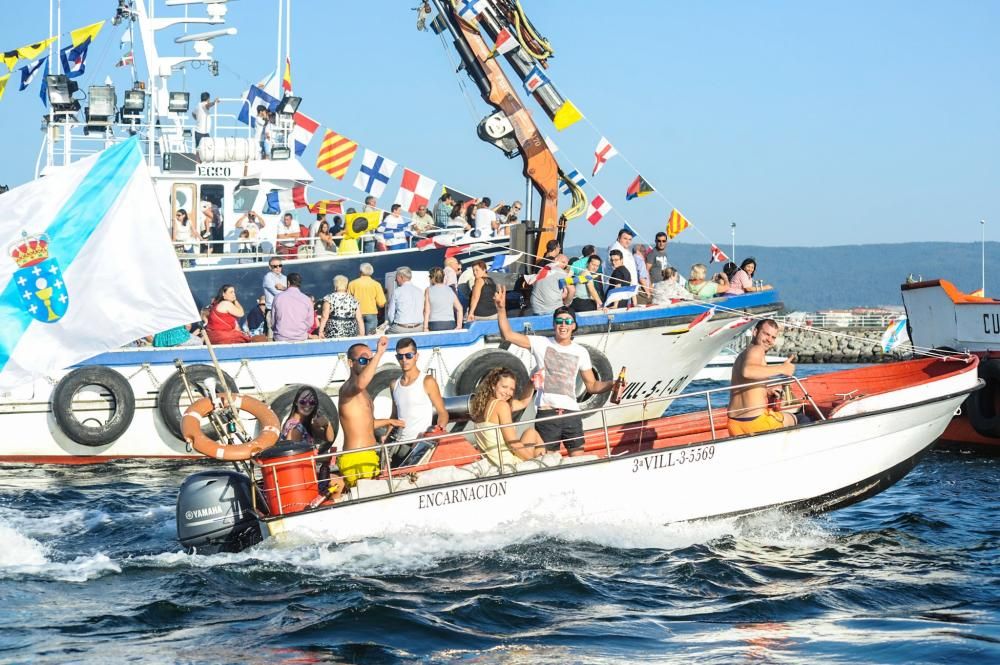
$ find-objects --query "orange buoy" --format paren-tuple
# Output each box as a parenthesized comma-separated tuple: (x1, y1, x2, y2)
(182, 395, 280, 461)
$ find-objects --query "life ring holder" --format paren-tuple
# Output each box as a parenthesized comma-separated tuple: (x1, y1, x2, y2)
(182, 395, 281, 461)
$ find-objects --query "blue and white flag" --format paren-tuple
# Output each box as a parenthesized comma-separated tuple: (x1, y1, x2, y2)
(489, 252, 520, 271)
(38, 59, 50, 108)
(353, 149, 397, 199)
(237, 84, 280, 126)
(59, 37, 91, 79)
(604, 284, 638, 307)
(524, 63, 549, 94)
(880, 317, 909, 353)
(456, 0, 488, 21)
(18, 57, 46, 91)
(378, 214, 411, 250)
(560, 169, 586, 196)
(0, 138, 199, 389)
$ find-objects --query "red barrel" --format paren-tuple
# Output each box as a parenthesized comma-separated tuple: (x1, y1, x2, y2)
(256, 441, 319, 515)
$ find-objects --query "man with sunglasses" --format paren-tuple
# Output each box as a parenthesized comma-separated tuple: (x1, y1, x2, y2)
(495, 287, 615, 456)
(262, 257, 287, 339)
(387, 338, 449, 465)
(338, 336, 406, 488)
(647, 232, 670, 286)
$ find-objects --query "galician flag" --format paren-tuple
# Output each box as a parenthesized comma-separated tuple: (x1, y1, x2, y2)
(0, 138, 199, 390)
(394, 168, 437, 213)
(353, 149, 397, 198)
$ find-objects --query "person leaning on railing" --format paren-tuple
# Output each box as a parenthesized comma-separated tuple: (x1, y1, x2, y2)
(725, 257, 773, 295)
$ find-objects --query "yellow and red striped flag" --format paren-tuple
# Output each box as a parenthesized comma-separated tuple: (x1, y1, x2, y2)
(308, 199, 345, 216)
(667, 208, 690, 239)
(282, 56, 292, 94)
(316, 130, 358, 181)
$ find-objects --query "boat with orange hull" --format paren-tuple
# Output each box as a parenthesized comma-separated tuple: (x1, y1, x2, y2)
(901, 279, 1000, 453)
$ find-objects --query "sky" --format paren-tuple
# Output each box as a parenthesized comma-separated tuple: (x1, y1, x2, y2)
(0, 0, 997, 251)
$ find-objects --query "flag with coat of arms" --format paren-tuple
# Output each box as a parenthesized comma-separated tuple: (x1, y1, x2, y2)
(0, 137, 199, 389)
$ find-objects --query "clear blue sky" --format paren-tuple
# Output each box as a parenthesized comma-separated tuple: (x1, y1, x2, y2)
(1, 1, 997, 250)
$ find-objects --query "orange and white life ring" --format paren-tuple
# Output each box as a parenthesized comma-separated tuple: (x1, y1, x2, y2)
(182, 395, 281, 461)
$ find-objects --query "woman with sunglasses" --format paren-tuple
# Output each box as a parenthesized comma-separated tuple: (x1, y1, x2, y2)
(468, 367, 545, 469)
(172, 208, 195, 267)
(281, 386, 344, 499)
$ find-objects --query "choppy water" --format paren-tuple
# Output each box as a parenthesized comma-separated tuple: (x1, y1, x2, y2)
(0, 367, 997, 664)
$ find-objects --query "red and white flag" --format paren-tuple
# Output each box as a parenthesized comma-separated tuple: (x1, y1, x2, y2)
(291, 112, 319, 157)
(523, 265, 551, 285)
(710, 243, 729, 264)
(115, 50, 134, 68)
(487, 28, 519, 59)
(592, 137, 618, 176)
(585, 194, 612, 226)
(394, 168, 438, 213)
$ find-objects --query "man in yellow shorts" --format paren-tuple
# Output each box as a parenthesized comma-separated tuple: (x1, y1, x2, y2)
(727, 319, 797, 436)
(338, 336, 404, 487)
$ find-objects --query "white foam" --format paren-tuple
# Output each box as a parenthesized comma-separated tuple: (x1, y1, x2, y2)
(0, 522, 49, 568)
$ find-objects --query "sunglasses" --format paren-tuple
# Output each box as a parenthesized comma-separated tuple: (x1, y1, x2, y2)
(354, 356, 372, 366)
(554, 317, 575, 326)
(395, 351, 415, 360)
(656, 238, 667, 243)
(270, 264, 282, 269)
(296, 397, 317, 407)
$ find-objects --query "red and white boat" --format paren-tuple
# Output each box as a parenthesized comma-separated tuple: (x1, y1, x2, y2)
(901, 279, 1000, 452)
(176, 355, 980, 552)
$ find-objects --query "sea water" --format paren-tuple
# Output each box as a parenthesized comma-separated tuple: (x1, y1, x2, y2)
(0, 366, 996, 663)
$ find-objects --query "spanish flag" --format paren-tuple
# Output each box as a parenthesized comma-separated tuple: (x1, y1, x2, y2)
(625, 175, 654, 200)
(667, 208, 690, 239)
(282, 56, 292, 94)
(553, 99, 583, 131)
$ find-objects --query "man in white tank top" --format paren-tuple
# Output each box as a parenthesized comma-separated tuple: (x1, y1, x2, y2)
(389, 337, 449, 449)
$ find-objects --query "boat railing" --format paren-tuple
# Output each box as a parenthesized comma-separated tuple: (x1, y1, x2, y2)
(250, 373, 824, 510)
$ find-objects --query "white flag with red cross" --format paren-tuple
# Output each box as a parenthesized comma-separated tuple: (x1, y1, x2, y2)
(592, 137, 618, 176)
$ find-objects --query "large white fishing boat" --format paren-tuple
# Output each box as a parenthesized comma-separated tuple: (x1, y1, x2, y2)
(175, 355, 980, 553)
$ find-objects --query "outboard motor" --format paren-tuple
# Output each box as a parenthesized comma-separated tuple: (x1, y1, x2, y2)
(176, 470, 262, 554)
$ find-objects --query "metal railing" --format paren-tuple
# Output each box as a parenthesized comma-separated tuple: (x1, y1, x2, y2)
(777, 313, 903, 329)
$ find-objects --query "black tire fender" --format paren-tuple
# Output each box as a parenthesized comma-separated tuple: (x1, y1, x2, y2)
(577, 344, 614, 411)
(51, 366, 135, 447)
(158, 364, 238, 441)
(269, 384, 340, 449)
(366, 366, 403, 441)
(453, 349, 531, 400)
(966, 358, 1000, 438)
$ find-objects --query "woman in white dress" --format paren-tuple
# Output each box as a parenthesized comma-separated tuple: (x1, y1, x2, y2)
(468, 367, 545, 469)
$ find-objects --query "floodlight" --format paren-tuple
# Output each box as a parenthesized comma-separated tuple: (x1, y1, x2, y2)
(276, 96, 301, 115)
(46, 75, 74, 106)
(123, 89, 145, 111)
(270, 146, 291, 160)
(88, 85, 118, 118)
(168, 91, 190, 113)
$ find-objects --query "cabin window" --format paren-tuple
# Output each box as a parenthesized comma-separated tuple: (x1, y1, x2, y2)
(171, 183, 198, 225)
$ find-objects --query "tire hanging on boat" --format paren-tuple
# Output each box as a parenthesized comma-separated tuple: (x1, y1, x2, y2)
(965, 357, 1000, 438)
(268, 384, 340, 449)
(453, 349, 532, 400)
(158, 364, 238, 441)
(182, 395, 281, 461)
(576, 345, 614, 411)
(51, 366, 136, 447)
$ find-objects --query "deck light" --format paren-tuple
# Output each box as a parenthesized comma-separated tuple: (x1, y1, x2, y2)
(168, 91, 190, 113)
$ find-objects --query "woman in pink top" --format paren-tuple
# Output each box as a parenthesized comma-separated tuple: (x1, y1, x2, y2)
(725, 257, 773, 295)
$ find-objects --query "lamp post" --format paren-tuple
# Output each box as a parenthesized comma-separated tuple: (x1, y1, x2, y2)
(730, 222, 736, 262)
(982, 219, 986, 296)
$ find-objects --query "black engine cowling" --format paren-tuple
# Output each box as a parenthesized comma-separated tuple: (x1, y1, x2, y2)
(176, 470, 262, 554)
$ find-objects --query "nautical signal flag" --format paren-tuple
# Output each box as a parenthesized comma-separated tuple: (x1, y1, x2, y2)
(0, 74, 9, 103)
(18, 57, 46, 91)
(265, 186, 308, 213)
(592, 137, 617, 176)
(114, 51, 133, 68)
(586, 194, 612, 226)
(625, 175, 654, 200)
(316, 130, 358, 181)
(291, 112, 319, 157)
(457, 0, 488, 22)
(60, 38, 91, 79)
(70, 21, 105, 47)
(559, 169, 587, 196)
(553, 99, 583, 131)
(490, 252, 521, 271)
(524, 63, 550, 95)
(353, 149, 397, 198)
(308, 199, 344, 216)
(237, 84, 279, 125)
(282, 56, 292, 94)
(667, 208, 690, 239)
(523, 265, 551, 285)
(17, 37, 56, 61)
(710, 244, 729, 264)
(394, 168, 437, 213)
(486, 28, 519, 59)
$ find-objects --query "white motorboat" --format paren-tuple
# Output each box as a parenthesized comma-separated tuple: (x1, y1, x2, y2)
(175, 355, 980, 552)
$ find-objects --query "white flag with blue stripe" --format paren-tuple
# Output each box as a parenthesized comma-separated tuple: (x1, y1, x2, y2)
(604, 284, 638, 307)
(560, 169, 586, 196)
(0, 138, 199, 389)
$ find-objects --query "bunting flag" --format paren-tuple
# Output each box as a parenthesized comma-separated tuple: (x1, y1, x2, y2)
(604, 284, 638, 307)
(114, 51, 134, 68)
(456, 0, 488, 22)
(442, 185, 476, 208)
(71, 21, 104, 47)
(265, 186, 308, 213)
(523, 265, 551, 285)
(0, 74, 9, 103)
(585, 194, 612, 226)
(416, 236, 448, 250)
(236, 84, 279, 125)
(17, 37, 56, 61)
(343, 211, 382, 239)
(559, 169, 586, 196)
(687, 307, 716, 330)
(710, 243, 729, 264)
(353, 149, 397, 198)
(486, 27, 519, 60)
(60, 38, 91, 79)
(308, 199, 344, 216)
(120, 31, 132, 51)
(489, 252, 521, 271)
(666, 208, 690, 239)
(18, 58, 46, 91)
(544, 135, 559, 154)
(524, 63, 549, 94)
(282, 56, 292, 94)
(316, 130, 358, 180)
(625, 175, 654, 200)
(38, 59, 49, 107)
(394, 168, 437, 213)
(553, 99, 584, 131)
(291, 111, 319, 156)
(2, 51, 19, 71)
(592, 137, 617, 176)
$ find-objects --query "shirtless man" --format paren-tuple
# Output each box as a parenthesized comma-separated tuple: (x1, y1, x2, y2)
(727, 319, 797, 436)
(337, 336, 405, 487)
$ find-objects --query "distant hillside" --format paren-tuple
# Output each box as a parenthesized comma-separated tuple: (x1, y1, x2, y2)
(566, 241, 1000, 311)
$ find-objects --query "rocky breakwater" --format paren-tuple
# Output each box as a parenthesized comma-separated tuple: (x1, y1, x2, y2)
(772, 327, 909, 364)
